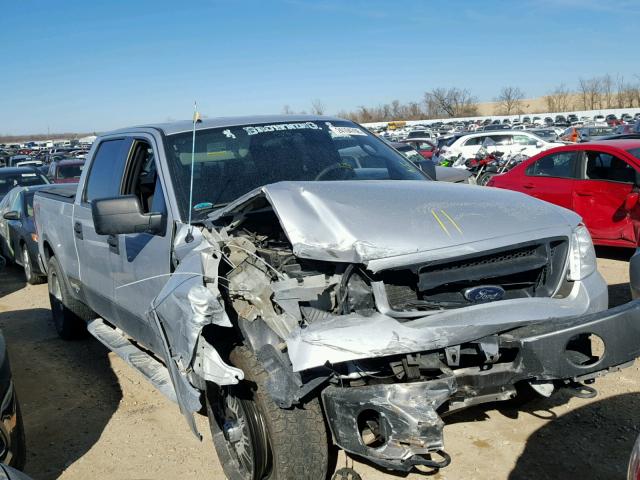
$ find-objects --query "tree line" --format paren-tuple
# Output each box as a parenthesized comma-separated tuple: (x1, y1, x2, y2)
(290, 74, 640, 123)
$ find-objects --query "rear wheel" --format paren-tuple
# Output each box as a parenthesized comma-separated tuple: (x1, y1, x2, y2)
(47, 256, 91, 339)
(22, 245, 44, 285)
(206, 346, 328, 480)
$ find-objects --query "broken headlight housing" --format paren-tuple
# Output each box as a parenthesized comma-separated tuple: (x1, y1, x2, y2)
(567, 224, 596, 281)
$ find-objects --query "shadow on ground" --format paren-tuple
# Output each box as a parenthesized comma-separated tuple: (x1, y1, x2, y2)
(509, 393, 640, 480)
(0, 265, 26, 298)
(596, 246, 634, 262)
(0, 266, 122, 480)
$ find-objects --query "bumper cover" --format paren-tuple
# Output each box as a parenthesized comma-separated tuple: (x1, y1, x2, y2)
(322, 300, 640, 471)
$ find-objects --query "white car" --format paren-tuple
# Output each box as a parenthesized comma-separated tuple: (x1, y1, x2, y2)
(444, 131, 563, 167)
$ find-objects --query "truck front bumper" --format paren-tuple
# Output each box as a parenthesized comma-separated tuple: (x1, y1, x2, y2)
(321, 300, 640, 472)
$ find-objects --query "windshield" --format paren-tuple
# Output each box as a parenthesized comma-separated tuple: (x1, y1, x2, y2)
(58, 164, 84, 179)
(0, 172, 47, 195)
(164, 120, 426, 220)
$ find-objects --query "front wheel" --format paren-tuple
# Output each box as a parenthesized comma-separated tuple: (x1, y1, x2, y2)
(206, 346, 328, 480)
(478, 172, 495, 186)
(23, 245, 45, 285)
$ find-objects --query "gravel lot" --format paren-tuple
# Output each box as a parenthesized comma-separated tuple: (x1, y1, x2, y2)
(0, 248, 637, 480)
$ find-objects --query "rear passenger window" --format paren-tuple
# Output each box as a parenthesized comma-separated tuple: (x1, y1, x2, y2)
(526, 151, 579, 178)
(84, 139, 127, 202)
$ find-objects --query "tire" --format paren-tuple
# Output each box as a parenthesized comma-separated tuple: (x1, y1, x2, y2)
(478, 172, 495, 186)
(206, 346, 328, 480)
(22, 245, 45, 285)
(47, 256, 91, 340)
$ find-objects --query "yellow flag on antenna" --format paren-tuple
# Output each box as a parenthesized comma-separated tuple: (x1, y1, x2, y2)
(193, 110, 201, 123)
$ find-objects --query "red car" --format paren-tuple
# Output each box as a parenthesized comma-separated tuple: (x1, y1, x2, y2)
(400, 139, 437, 159)
(487, 140, 640, 248)
(46, 159, 85, 183)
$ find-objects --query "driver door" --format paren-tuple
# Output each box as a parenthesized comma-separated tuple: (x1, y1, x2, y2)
(111, 136, 173, 355)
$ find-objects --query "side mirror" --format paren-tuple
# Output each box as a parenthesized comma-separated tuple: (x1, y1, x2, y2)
(625, 192, 639, 211)
(92, 196, 164, 236)
(536, 141, 544, 148)
(3, 211, 19, 221)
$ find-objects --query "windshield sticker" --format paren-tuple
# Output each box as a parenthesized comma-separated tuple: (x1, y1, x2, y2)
(21, 173, 36, 177)
(243, 122, 320, 135)
(325, 122, 368, 137)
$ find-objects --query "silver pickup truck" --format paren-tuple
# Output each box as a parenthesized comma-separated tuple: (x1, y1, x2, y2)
(34, 115, 640, 479)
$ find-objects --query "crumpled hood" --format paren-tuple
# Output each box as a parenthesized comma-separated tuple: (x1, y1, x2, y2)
(215, 180, 580, 268)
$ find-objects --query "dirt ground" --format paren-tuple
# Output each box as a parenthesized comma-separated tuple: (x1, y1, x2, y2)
(0, 247, 637, 480)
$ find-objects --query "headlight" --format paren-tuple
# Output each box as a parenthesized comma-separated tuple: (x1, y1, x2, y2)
(568, 224, 596, 281)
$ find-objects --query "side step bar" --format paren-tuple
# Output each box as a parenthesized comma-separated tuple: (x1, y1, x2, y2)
(87, 318, 177, 403)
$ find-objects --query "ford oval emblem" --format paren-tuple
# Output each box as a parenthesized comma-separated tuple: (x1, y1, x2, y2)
(463, 285, 505, 303)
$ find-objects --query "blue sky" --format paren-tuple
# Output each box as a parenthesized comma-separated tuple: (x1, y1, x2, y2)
(1, 0, 638, 134)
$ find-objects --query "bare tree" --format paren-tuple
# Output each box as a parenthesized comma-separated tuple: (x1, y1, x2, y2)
(424, 87, 478, 118)
(494, 86, 525, 115)
(578, 77, 604, 110)
(282, 105, 294, 115)
(544, 83, 573, 112)
(310, 99, 326, 115)
(601, 74, 614, 109)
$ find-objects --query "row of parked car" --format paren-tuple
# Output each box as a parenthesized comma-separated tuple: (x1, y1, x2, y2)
(378, 112, 640, 141)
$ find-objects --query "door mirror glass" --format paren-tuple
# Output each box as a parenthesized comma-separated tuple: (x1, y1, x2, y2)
(91, 196, 165, 236)
(2, 211, 19, 221)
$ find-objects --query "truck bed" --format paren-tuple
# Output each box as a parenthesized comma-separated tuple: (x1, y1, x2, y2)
(34, 183, 78, 203)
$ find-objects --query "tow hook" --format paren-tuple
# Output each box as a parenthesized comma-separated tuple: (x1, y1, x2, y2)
(562, 381, 598, 399)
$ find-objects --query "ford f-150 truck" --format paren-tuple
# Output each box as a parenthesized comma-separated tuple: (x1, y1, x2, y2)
(34, 115, 640, 479)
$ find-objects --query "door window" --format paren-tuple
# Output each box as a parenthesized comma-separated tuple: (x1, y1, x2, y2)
(488, 135, 512, 146)
(526, 151, 580, 178)
(417, 142, 434, 151)
(121, 140, 167, 234)
(584, 151, 637, 184)
(10, 192, 22, 216)
(512, 134, 538, 146)
(84, 139, 128, 202)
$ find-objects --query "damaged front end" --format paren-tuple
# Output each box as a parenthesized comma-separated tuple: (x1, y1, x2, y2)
(154, 181, 640, 472)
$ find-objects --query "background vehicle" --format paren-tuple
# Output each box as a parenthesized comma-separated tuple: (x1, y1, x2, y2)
(46, 159, 85, 183)
(445, 130, 561, 166)
(0, 185, 66, 283)
(488, 140, 640, 247)
(392, 142, 471, 183)
(0, 168, 49, 202)
(529, 128, 559, 142)
(399, 138, 437, 159)
(0, 330, 26, 471)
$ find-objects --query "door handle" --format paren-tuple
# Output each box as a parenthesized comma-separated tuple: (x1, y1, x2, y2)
(523, 183, 535, 189)
(73, 221, 83, 239)
(575, 191, 593, 197)
(107, 235, 119, 255)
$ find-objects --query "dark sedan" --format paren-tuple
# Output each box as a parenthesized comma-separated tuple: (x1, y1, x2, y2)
(0, 168, 49, 203)
(0, 184, 68, 283)
(0, 330, 25, 472)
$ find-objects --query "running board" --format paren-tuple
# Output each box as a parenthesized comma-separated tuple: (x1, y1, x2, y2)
(87, 318, 177, 403)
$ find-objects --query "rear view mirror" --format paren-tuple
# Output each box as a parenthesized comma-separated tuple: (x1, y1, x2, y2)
(625, 192, 639, 211)
(2, 211, 19, 221)
(92, 196, 164, 236)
